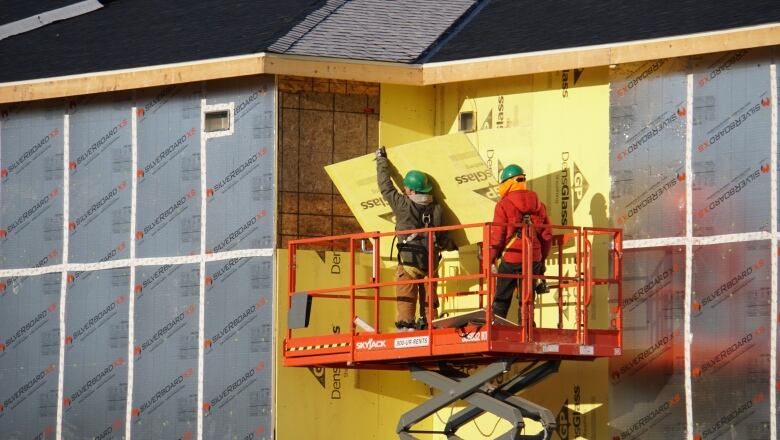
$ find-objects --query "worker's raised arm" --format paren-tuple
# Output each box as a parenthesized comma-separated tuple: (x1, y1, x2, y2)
(375, 147, 405, 211)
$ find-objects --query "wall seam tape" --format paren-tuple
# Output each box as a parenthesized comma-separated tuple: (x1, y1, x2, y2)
(126, 106, 138, 440)
(622, 237, 687, 249)
(691, 231, 773, 245)
(55, 113, 69, 440)
(0, 248, 274, 278)
(684, 73, 694, 440)
(623, 231, 774, 250)
(770, 63, 778, 440)
(271, 75, 280, 431)
(271, 75, 280, 435)
(197, 98, 208, 440)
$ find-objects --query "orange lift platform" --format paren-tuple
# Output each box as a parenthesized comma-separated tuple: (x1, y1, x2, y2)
(284, 222, 623, 440)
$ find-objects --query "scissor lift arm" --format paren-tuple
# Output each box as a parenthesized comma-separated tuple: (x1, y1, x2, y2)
(398, 360, 560, 440)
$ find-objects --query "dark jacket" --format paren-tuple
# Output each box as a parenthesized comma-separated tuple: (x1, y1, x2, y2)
(376, 156, 455, 268)
(489, 189, 552, 264)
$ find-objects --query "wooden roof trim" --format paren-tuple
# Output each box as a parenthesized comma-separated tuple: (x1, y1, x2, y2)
(0, 23, 778, 103)
(0, 53, 422, 104)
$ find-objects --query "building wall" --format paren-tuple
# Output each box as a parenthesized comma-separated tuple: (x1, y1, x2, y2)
(0, 75, 275, 440)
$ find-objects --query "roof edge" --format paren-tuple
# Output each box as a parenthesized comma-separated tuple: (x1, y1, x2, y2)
(422, 22, 780, 84)
(1, 22, 778, 103)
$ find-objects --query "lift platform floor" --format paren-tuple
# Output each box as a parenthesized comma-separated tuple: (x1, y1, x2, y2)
(284, 310, 621, 369)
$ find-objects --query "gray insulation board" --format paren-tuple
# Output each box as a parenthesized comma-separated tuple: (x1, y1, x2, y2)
(0, 273, 61, 440)
(204, 256, 273, 440)
(609, 247, 686, 439)
(68, 93, 133, 264)
(0, 100, 64, 269)
(691, 49, 772, 236)
(690, 241, 770, 438)
(63, 268, 129, 440)
(206, 76, 275, 254)
(132, 263, 199, 439)
(609, 58, 687, 240)
(136, 83, 203, 258)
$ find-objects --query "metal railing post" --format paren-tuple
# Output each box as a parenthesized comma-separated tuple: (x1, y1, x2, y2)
(522, 226, 533, 341)
(582, 232, 592, 345)
(575, 228, 582, 344)
(349, 238, 356, 364)
(373, 236, 380, 334)
(615, 230, 623, 348)
(483, 224, 493, 350)
(287, 241, 296, 342)
(427, 228, 434, 355)
(557, 235, 563, 329)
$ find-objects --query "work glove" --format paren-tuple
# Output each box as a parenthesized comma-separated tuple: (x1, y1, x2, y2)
(491, 263, 498, 275)
(375, 146, 387, 158)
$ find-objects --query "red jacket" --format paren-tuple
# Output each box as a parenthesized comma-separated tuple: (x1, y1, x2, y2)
(489, 189, 552, 264)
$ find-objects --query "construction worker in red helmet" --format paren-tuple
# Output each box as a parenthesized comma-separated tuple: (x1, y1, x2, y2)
(375, 146, 457, 331)
(489, 164, 552, 320)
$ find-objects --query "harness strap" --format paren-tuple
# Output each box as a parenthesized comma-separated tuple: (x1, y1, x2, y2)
(496, 215, 534, 266)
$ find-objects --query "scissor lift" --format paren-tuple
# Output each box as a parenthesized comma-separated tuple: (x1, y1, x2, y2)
(284, 223, 622, 440)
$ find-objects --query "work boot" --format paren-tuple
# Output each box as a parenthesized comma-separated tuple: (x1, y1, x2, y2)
(395, 320, 415, 332)
(535, 280, 550, 294)
(415, 316, 428, 330)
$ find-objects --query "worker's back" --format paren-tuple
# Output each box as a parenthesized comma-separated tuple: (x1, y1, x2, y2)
(491, 189, 551, 263)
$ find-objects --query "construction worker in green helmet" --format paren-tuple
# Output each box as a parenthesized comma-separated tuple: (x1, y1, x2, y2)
(375, 146, 457, 331)
(489, 164, 552, 320)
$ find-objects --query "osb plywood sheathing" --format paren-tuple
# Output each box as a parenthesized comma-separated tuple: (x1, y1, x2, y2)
(277, 80, 379, 247)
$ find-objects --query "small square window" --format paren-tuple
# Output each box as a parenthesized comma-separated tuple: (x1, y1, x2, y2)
(205, 110, 231, 132)
(459, 111, 475, 132)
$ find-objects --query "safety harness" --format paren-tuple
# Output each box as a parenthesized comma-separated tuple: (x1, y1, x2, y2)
(496, 213, 533, 266)
(396, 203, 437, 273)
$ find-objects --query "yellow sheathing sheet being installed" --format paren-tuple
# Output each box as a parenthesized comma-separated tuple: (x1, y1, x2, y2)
(324, 133, 498, 247)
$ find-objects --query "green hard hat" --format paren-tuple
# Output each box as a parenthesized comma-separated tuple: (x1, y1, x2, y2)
(499, 164, 525, 183)
(403, 170, 433, 193)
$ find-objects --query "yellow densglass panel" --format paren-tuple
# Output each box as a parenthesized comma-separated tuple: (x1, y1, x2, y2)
(379, 84, 436, 147)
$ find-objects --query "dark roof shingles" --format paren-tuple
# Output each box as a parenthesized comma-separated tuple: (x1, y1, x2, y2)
(429, 0, 780, 62)
(274, 0, 475, 63)
(0, 0, 324, 83)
